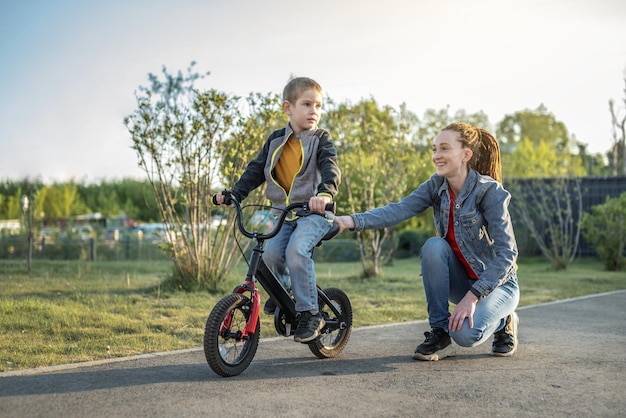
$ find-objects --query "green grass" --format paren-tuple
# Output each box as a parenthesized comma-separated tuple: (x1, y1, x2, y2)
(0, 257, 624, 372)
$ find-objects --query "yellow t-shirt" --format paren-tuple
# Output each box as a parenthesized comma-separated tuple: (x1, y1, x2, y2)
(274, 138, 302, 193)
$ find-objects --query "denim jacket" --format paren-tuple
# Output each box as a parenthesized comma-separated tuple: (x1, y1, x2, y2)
(351, 169, 518, 297)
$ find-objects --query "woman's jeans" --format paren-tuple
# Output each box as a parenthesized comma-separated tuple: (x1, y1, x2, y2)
(263, 214, 332, 314)
(420, 237, 520, 347)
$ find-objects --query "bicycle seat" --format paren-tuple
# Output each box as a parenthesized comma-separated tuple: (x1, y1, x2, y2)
(316, 223, 340, 247)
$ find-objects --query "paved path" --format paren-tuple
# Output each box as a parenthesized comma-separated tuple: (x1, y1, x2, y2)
(1, 290, 625, 417)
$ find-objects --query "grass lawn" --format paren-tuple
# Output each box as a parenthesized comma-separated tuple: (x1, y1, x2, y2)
(0, 257, 624, 372)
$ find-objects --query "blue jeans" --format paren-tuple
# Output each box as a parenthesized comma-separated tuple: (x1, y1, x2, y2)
(263, 214, 332, 313)
(420, 237, 520, 347)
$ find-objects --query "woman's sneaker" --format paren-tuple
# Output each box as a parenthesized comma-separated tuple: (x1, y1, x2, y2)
(293, 311, 325, 343)
(412, 327, 454, 361)
(492, 311, 519, 357)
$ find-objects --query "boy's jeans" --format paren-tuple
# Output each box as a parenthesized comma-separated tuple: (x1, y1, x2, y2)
(263, 214, 332, 313)
(420, 237, 520, 347)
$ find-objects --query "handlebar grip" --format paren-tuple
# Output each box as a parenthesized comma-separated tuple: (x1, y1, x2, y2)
(325, 201, 336, 214)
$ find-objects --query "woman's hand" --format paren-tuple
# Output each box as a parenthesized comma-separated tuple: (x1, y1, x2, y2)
(334, 215, 355, 232)
(448, 291, 479, 332)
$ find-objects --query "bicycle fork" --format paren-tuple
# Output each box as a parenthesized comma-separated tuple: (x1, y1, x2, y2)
(220, 244, 267, 340)
(218, 281, 261, 341)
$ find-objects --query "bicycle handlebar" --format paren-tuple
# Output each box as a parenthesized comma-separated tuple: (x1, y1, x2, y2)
(212, 190, 336, 241)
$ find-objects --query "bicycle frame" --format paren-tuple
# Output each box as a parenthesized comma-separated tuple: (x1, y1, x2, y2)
(216, 192, 341, 337)
(205, 191, 352, 376)
(228, 241, 346, 338)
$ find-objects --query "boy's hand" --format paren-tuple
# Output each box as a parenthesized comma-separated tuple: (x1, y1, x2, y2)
(213, 192, 225, 205)
(213, 191, 232, 206)
(309, 195, 331, 213)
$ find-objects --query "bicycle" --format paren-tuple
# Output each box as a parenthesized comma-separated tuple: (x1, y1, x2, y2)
(204, 191, 353, 377)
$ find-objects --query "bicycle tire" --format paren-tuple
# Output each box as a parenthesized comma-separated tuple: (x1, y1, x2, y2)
(204, 293, 260, 377)
(308, 287, 353, 359)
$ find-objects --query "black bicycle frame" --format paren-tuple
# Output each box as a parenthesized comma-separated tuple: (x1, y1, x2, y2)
(217, 191, 343, 327)
(242, 242, 344, 325)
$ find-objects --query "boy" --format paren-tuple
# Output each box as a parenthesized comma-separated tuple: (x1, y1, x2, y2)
(214, 77, 341, 343)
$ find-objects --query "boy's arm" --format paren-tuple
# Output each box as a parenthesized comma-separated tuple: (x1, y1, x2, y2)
(316, 132, 341, 199)
(231, 138, 271, 202)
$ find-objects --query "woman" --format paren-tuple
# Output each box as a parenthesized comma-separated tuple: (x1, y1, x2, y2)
(334, 122, 520, 361)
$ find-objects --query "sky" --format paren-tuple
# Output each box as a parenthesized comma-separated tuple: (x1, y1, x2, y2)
(1, 0, 625, 183)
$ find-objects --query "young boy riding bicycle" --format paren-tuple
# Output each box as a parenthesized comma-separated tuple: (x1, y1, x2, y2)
(214, 77, 341, 343)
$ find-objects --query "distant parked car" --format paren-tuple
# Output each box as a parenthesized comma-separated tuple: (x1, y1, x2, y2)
(133, 223, 170, 244)
(210, 215, 227, 229)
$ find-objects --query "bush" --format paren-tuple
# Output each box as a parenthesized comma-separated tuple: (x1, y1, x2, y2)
(314, 239, 360, 262)
(581, 192, 626, 271)
(395, 229, 433, 259)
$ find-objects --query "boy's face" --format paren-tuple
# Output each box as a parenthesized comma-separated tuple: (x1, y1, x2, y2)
(282, 88, 322, 135)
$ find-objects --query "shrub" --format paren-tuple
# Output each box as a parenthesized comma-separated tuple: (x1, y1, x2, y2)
(581, 192, 626, 271)
(314, 239, 360, 262)
(395, 229, 433, 259)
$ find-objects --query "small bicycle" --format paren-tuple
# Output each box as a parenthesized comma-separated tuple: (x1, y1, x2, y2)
(204, 191, 353, 377)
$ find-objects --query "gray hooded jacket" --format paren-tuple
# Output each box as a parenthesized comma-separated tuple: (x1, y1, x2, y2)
(231, 125, 340, 212)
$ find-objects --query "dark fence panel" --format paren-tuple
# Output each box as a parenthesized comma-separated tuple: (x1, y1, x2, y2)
(508, 176, 626, 257)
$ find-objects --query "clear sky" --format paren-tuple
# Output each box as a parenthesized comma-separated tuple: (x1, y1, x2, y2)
(1, 0, 625, 183)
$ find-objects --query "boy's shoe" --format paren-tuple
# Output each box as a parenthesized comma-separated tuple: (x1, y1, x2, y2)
(492, 311, 519, 357)
(293, 311, 325, 343)
(263, 298, 277, 315)
(412, 327, 454, 361)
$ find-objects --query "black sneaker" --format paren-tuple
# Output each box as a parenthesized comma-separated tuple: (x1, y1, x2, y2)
(263, 298, 277, 315)
(412, 327, 454, 361)
(492, 311, 519, 357)
(293, 311, 325, 343)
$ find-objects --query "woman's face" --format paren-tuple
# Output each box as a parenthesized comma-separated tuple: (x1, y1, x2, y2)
(431, 130, 472, 179)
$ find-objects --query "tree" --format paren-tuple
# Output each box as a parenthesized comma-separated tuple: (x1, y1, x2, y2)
(0, 179, 42, 220)
(502, 137, 586, 180)
(325, 99, 431, 277)
(38, 182, 89, 220)
(608, 70, 626, 175)
(76, 179, 161, 222)
(497, 104, 571, 153)
(414, 106, 491, 149)
(210, 91, 286, 284)
(508, 177, 583, 270)
(124, 62, 281, 291)
(574, 142, 613, 177)
(497, 106, 598, 267)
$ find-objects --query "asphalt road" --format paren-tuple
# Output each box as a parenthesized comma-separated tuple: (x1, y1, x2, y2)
(1, 290, 625, 418)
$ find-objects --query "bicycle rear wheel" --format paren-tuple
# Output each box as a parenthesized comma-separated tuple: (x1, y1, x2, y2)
(204, 293, 260, 377)
(308, 287, 352, 359)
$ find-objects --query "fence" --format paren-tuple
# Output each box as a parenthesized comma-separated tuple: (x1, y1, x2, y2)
(0, 236, 170, 262)
(508, 175, 626, 257)
(2, 176, 625, 262)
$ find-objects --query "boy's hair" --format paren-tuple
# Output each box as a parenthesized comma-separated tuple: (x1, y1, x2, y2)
(282, 77, 322, 104)
(443, 122, 502, 183)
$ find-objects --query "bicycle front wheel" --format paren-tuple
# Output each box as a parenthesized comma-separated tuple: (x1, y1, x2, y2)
(204, 293, 260, 377)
